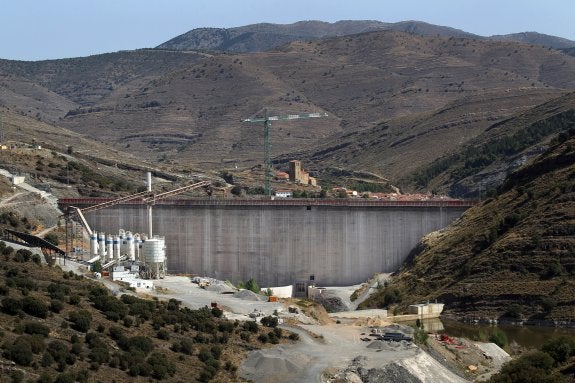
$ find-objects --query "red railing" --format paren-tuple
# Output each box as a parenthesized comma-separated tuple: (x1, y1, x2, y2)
(58, 198, 476, 209)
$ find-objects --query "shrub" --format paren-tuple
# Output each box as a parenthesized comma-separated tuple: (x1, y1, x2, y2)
(22, 296, 48, 318)
(1, 297, 23, 315)
(68, 310, 92, 332)
(89, 346, 110, 364)
(157, 329, 170, 340)
(179, 339, 194, 355)
(260, 315, 279, 328)
(505, 303, 524, 319)
(108, 326, 123, 340)
(119, 336, 154, 355)
(488, 350, 565, 383)
(488, 330, 508, 348)
(147, 352, 176, 379)
(22, 334, 47, 354)
(7, 337, 34, 366)
(211, 306, 223, 318)
(288, 332, 300, 341)
(50, 299, 64, 313)
(14, 249, 33, 263)
(257, 333, 268, 343)
(68, 295, 81, 305)
(242, 321, 258, 333)
(24, 322, 50, 337)
(37, 372, 54, 383)
(542, 336, 575, 365)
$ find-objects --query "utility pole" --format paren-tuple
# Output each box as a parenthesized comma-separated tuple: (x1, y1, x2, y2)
(241, 109, 328, 197)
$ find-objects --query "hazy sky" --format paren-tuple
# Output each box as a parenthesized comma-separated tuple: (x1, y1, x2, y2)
(2, 0, 574, 61)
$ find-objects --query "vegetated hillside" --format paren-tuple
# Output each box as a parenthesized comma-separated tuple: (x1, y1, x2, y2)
(0, 246, 290, 383)
(0, 108, 214, 200)
(489, 31, 575, 49)
(0, 49, 206, 118)
(280, 89, 568, 190)
(360, 129, 575, 322)
(157, 20, 575, 53)
(59, 30, 575, 176)
(397, 92, 575, 197)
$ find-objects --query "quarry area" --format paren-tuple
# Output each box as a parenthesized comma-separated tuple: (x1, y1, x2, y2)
(61, 262, 509, 383)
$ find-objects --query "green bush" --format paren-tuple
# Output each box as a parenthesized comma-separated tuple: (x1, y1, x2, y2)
(157, 329, 170, 340)
(257, 333, 268, 343)
(542, 336, 575, 365)
(1, 297, 23, 315)
(260, 315, 279, 328)
(7, 337, 34, 366)
(488, 350, 566, 383)
(505, 303, 523, 319)
(68, 310, 92, 332)
(24, 322, 50, 337)
(50, 299, 64, 313)
(22, 296, 48, 318)
(147, 352, 176, 379)
(22, 334, 47, 354)
(242, 321, 258, 333)
(14, 249, 33, 263)
(488, 329, 508, 348)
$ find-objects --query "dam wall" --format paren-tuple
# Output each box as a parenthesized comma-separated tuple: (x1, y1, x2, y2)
(62, 199, 469, 287)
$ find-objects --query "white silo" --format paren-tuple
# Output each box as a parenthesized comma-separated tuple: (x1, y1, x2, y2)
(113, 235, 121, 260)
(119, 230, 126, 255)
(98, 233, 106, 257)
(142, 236, 166, 279)
(90, 233, 98, 256)
(134, 233, 142, 261)
(106, 235, 114, 260)
(126, 231, 135, 261)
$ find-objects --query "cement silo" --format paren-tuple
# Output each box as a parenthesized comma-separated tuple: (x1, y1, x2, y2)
(141, 236, 166, 279)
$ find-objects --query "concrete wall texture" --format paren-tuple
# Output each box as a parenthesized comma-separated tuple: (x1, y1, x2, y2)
(79, 204, 466, 287)
(81, 202, 467, 287)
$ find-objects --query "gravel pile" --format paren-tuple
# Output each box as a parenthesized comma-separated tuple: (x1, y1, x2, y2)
(205, 284, 236, 294)
(240, 347, 309, 383)
(234, 289, 267, 301)
(359, 364, 423, 383)
(367, 340, 412, 351)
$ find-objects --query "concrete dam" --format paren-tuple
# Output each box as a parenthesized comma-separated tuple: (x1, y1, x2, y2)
(59, 199, 471, 288)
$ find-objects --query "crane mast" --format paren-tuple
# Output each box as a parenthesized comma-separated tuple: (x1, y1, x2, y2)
(241, 109, 328, 196)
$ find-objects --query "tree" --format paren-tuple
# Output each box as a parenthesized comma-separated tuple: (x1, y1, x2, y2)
(44, 233, 59, 246)
(68, 310, 92, 332)
(244, 278, 260, 294)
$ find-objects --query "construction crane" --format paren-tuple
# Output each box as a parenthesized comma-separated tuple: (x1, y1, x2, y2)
(241, 109, 328, 197)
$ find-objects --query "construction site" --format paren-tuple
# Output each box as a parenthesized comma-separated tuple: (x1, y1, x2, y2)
(57, 193, 471, 288)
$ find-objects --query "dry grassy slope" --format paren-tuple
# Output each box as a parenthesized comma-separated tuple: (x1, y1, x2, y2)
(0, 49, 206, 108)
(361, 132, 575, 321)
(59, 31, 575, 174)
(0, 73, 77, 122)
(397, 91, 575, 196)
(0, 108, 207, 199)
(283, 88, 567, 186)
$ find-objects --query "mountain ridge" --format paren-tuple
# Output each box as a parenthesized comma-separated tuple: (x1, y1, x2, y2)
(157, 20, 575, 53)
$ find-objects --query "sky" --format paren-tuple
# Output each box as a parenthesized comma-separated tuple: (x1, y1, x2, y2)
(1, 0, 574, 61)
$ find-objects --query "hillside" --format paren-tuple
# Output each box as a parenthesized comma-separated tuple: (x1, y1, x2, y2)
(157, 20, 574, 53)
(397, 92, 575, 196)
(57, 31, 575, 177)
(360, 128, 575, 322)
(0, 49, 206, 122)
(0, 248, 293, 382)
